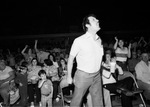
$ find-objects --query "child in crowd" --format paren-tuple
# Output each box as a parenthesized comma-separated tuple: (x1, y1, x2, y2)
(38, 70, 53, 107)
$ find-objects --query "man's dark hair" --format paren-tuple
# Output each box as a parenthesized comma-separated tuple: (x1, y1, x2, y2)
(82, 14, 97, 32)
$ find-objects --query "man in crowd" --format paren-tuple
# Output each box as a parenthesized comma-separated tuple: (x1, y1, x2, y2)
(135, 52, 150, 105)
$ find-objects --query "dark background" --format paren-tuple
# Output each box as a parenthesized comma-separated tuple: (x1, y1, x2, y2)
(1, 1, 150, 37)
(1, 0, 150, 49)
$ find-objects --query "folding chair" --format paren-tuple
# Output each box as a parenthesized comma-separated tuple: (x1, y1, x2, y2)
(118, 71, 147, 107)
(60, 85, 73, 107)
(103, 71, 146, 107)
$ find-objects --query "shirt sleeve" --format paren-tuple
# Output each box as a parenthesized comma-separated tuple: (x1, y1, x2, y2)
(116, 64, 123, 75)
(69, 38, 80, 57)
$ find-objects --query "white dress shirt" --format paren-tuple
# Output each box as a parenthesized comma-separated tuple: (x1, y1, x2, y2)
(135, 60, 150, 84)
(70, 32, 104, 73)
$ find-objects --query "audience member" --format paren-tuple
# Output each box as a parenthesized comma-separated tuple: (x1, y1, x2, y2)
(27, 58, 42, 107)
(128, 51, 140, 74)
(21, 45, 36, 64)
(15, 61, 28, 107)
(102, 50, 138, 107)
(43, 59, 60, 102)
(38, 69, 53, 107)
(0, 58, 15, 106)
(113, 37, 131, 71)
(135, 52, 150, 105)
(34, 40, 50, 65)
(48, 53, 59, 68)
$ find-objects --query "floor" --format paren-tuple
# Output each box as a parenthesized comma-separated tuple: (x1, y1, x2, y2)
(9, 94, 150, 107)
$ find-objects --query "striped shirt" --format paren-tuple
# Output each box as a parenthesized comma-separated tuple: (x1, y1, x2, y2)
(115, 47, 128, 62)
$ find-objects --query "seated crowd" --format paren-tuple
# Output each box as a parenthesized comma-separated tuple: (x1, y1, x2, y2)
(0, 40, 71, 107)
(0, 36, 150, 107)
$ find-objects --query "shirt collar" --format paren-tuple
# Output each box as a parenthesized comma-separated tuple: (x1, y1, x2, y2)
(141, 60, 150, 66)
(84, 32, 100, 40)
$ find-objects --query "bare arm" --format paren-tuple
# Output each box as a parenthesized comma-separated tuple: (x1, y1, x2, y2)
(137, 37, 143, 45)
(116, 64, 123, 75)
(21, 45, 28, 56)
(127, 43, 131, 58)
(34, 40, 39, 53)
(67, 55, 75, 84)
(113, 37, 118, 50)
(38, 79, 46, 88)
(49, 83, 53, 98)
(7, 49, 11, 55)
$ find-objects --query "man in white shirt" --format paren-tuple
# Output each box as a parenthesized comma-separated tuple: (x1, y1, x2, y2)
(135, 52, 150, 104)
(67, 14, 104, 107)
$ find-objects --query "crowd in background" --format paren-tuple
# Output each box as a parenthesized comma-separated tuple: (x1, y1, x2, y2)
(0, 35, 150, 107)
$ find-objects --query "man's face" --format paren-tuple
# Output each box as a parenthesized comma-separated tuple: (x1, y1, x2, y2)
(132, 52, 137, 59)
(0, 60, 6, 70)
(88, 16, 100, 32)
(142, 53, 149, 62)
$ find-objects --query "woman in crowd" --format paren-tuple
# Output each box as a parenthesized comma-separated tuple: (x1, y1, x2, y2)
(113, 37, 131, 71)
(43, 59, 60, 102)
(27, 58, 42, 107)
(48, 53, 59, 68)
(58, 58, 70, 95)
(21, 45, 36, 64)
(102, 49, 140, 107)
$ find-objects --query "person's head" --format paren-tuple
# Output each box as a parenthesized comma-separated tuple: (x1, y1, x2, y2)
(132, 51, 137, 59)
(59, 58, 67, 66)
(48, 53, 56, 62)
(64, 53, 69, 61)
(141, 52, 149, 63)
(19, 61, 28, 74)
(44, 59, 53, 66)
(82, 14, 100, 33)
(0, 58, 6, 70)
(118, 39, 125, 48)
(31, 58, 38, 66)
(103, 49, 116, 62)
(137, 49, 142, 55)
(28, 48, 32, 55)
(105, 53, 111, 62)
(38, 70, 47, 80)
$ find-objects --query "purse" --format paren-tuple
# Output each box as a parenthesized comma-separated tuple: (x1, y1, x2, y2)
(9, 88, 20, 105)
(9, 80, 20, 105)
